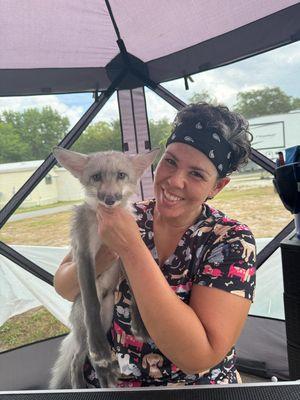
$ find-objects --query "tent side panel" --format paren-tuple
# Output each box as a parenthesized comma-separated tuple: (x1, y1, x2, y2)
(236, 316, 289, 380)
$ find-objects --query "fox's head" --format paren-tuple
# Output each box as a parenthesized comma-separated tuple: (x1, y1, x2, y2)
(53, 147, 160, 208)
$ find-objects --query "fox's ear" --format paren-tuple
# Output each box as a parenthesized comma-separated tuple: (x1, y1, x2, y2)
(53, 147, 89, 179)
(130, 148, 160, 178)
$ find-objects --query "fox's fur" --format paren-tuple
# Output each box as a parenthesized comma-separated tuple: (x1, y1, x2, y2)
(49, 147, 159, 389)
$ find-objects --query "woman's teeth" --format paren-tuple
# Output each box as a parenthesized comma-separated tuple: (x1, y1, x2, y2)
(163, 189, 183, 202)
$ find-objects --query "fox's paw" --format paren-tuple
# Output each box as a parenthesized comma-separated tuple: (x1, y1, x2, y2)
(94, 359, 120, 388)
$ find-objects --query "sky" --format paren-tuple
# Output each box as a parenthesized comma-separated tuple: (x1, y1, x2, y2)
(0, 41, 300, 127)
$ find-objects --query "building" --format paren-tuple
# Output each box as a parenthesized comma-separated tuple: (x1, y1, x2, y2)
(249, 110, 300, 161)
(0, 161, 84, 209)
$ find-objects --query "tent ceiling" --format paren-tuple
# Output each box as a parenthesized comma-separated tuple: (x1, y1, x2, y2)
(0, 0, 299, 95)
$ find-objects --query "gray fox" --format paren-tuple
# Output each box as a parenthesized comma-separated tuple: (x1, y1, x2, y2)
(49, 147, 159, 388)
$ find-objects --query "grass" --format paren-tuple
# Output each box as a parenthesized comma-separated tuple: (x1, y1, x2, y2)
(16, 200, 79, 214)
(1, 185, 290, 246)
(1, 200, 79, 215)
(0, 212, 72, 246)
(0, 184, 293, 352)
(0, 307, 69, 352)
(210, 185, 292, 238)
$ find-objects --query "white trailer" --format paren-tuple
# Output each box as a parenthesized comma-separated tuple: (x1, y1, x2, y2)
(249, 110, 300, 162)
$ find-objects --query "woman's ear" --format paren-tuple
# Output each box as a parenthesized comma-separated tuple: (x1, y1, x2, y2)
(210, 177, 230, 198)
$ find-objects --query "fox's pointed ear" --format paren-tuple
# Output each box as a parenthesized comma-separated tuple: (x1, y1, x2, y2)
(53, 147, 89, 179)
(130, 148, 160, 178)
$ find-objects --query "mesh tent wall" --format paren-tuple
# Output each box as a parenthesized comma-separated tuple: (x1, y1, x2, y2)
(0, 0, 300, 392)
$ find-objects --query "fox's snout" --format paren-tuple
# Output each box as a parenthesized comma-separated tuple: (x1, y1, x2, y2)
(104, 195, 118, 206)
(97, 192, 123, 206)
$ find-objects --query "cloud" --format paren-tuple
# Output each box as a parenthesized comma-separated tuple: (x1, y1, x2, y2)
(0, 94, 85, 127)
(162, 41, 300, 108)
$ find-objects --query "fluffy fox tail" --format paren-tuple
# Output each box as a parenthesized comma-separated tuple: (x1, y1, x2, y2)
(49, 333, 75, 389)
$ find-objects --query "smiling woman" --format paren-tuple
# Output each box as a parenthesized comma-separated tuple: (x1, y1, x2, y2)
(54, 102, 256, 387)
(154, 144, 228, 227)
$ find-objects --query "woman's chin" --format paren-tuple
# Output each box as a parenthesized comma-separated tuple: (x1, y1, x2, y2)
(156, 200, 183, 219)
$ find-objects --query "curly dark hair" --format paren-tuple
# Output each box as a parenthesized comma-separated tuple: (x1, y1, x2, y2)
(172, 102, 253, 175)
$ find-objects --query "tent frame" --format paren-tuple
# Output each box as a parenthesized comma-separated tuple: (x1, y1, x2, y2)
(0, 0, 296, 284)
(0, 78, 294, 285)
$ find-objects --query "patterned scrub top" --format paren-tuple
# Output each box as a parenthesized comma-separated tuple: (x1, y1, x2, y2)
(84, 199, 256, 387)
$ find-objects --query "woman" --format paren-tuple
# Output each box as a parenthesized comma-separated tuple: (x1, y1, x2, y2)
(54, 103, 256, 386)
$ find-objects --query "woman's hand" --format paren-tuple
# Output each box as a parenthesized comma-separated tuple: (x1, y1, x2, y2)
(95, 244, 119, 277)
(97, 205, 142, 256)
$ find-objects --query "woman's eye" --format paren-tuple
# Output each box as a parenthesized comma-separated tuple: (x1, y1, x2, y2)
(91, 173, 102, 182)
(165, 158, 176, 166)
(117, 171, 127, 180)
(191, 171, 203, 179)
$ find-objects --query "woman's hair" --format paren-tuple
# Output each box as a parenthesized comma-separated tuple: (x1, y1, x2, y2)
(172, 102, 253, 175)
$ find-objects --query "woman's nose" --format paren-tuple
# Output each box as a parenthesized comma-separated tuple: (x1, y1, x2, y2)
(167, 170, 185, 189)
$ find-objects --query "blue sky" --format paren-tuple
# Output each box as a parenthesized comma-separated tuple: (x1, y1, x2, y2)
(0, 41, 299, 127)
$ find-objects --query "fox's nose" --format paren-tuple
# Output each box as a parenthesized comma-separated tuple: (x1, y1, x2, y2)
(104, 195, 116, 206)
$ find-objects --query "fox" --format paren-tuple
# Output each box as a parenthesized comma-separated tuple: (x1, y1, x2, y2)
(49, 147, 160, 389)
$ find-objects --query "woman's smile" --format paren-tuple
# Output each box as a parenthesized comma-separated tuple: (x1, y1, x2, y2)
(161, 187, 184, 204)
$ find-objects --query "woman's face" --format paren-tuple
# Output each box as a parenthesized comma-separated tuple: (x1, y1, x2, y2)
(154, 142, 229, 226)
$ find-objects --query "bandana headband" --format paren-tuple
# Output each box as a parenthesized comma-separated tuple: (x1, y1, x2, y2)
(166, 120, 233, 177)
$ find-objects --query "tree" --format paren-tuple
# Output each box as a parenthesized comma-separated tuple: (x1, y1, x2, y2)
(0, 122, 30, 163)
(233, 87, 300, 118)
(72, 121, 122, 153)
(149, 118, 172, 148)
(1, 107, 70, 161)
(72, 118, 173, 159)
(189, 90, 217, 105)
(148, 118, 172, 164)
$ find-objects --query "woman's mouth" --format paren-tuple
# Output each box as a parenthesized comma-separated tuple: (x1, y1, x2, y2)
(162, 188, 184, 203)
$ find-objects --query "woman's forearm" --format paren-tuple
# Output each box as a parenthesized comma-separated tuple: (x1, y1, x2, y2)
(54, 258, 80, 302)
(54, 246, 119, 302)
(119, 239, 219, 374)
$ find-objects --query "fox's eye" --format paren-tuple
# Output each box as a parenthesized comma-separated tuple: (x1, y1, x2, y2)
(117, 171, 127, 180)
(91, 173, 102, 182)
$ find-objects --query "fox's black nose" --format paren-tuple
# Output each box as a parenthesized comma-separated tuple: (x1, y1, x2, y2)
(104, 195, 116, 206)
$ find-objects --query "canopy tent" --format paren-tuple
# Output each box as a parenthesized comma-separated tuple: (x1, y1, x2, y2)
(1, 0, 300, 96)
(0, 0, 300, 395)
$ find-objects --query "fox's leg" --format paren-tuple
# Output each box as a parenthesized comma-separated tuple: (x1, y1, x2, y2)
(76, 249, 119, 387)
(69, 299, 89, 388)
(70, 347, 88, 388)
(118, 262, 150, 341)
(130, 297, 150, 341)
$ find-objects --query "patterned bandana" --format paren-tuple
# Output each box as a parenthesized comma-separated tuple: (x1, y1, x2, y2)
(166, 120, 233, 177)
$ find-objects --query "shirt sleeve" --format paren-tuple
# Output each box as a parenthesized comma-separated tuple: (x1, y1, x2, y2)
(192, 222, 256, 301)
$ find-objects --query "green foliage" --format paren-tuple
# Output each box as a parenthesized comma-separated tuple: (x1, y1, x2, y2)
(189, 90, 217, 105)
(0, 107, 69, 162)
(72, 118, 172, 159)
(72, 120, 122, 153)
(0, 104, 173, 164)
(148, 119, 172, 163)
(0, 122, 30, 163)
(149, 118, 172, 147)
(233, 87, 300, 118)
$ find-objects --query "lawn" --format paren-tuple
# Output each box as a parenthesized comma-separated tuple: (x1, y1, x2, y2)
(0, 307, 69, 352)
(0, 184, 292, 352)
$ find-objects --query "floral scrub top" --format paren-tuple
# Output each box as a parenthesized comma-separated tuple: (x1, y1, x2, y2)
(84, 199, 256, 387)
